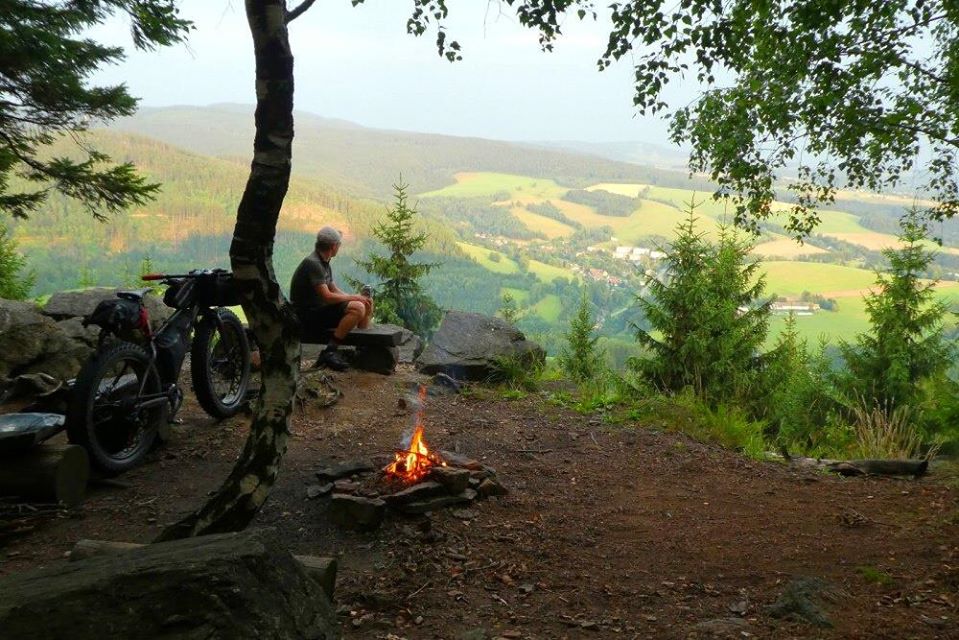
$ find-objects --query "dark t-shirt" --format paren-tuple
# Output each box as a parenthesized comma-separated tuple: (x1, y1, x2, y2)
(290, 251, 333, 311)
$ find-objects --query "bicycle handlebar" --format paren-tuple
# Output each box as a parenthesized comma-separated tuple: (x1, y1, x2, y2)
(142, 269, 229, 282)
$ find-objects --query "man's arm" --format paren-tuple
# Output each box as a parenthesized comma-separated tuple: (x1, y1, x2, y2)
(315, 283, 373, 313)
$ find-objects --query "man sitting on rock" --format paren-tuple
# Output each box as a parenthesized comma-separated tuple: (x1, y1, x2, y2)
(290, 226, 373, 371)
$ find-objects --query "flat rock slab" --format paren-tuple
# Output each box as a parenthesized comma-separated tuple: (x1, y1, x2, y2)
(315, 459, 376, 481)
(398, 489, 477, 514)
(383, 481, 446, 506)
(0, 531, 337, 640)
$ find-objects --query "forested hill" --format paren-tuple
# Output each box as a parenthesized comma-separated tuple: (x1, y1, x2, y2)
(10, 130, 460, 295)
(110, 104, 704, 199)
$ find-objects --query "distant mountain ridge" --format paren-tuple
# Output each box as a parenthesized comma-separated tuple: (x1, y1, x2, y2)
(110, 104, 706, 200)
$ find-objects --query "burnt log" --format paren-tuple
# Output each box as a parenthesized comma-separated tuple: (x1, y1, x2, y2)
(827, 459, 929, 477)
(792, 457, 929, 477)
(0, 444, 89, 507)
(0, 531, 337, 639)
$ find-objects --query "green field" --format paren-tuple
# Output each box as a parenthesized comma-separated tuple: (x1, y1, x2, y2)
(531, 294, 563, 322)
(420, 172, 565, 200)
(456, 242, 520, 274)
(511, 206, 575, 238)
(500, 287, 530, 304)
(528, 259, 576, 283)
(761, 261, 878, 296)
(768, 288, 959, 345)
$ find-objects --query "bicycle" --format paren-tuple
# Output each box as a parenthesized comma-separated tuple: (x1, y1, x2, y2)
(66, 269, 252, 473)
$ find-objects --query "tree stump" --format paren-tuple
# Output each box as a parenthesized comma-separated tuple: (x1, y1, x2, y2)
(0, 444, 89, 507)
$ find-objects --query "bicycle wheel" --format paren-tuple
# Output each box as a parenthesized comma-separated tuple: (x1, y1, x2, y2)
(191, 308, 251, 419)
(67, 341, 163, 473)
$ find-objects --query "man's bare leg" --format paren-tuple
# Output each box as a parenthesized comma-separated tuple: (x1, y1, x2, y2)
(333, 301, 365, 341)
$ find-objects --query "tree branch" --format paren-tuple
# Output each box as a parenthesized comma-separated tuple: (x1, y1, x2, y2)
(285, 0, 316, 23)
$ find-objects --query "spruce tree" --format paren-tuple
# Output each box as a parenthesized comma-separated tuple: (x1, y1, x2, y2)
(632, 207, 770, 404)
(0, 223, 34, 299)
(499, 291, 519, 324)
(1, 1, 190, 219)
(840, 209, 953, 410)
(559, 290, 604, 384)
(354, 181, 442, 336)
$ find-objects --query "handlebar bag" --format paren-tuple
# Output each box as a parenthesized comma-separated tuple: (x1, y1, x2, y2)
(196, 272, 241, 308)
(163, 278, 196, 310)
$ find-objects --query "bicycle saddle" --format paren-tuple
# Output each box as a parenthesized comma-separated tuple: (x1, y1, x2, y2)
(117, 288, 152, 302)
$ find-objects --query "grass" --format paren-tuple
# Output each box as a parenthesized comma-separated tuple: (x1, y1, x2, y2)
(628, 390, 769, 460)
(586, 182, 647, 198)
(752, 237, 830, 259)
(500, 287, 530, 304)
(856, 566, 894, 587)
(531, 294, 563, 322)
(767, 297, 870, 344)
(510, 205, 575, 239)
(455, 241, 520, 274)
(527, 260, 576, 283)
(762, 261, 878, 296)
(420, 172, 565, 199)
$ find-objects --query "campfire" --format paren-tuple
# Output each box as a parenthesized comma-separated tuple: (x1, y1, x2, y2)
(383, 386, 447, 484)
(307, 384, 508, 530)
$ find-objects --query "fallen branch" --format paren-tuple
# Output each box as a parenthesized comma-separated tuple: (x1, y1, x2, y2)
(791, 457, 929, 477)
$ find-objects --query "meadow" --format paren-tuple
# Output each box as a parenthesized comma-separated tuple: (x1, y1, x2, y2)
(424, 171, 959, 346)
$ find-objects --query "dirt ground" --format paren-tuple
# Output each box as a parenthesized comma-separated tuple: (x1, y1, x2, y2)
(2, 365, 958, 640)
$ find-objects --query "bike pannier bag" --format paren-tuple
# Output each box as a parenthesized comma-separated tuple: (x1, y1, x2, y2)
(84, 298, 143, 332)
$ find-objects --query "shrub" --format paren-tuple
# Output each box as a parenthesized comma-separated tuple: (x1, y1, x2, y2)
(559, 290, 605, 384)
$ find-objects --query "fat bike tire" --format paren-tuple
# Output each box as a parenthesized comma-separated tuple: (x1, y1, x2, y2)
(66, 341, 163, 473)
(191, 308, 251, 419)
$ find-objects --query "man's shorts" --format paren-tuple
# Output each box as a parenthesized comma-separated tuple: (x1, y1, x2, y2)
(297, 302, 349, 330)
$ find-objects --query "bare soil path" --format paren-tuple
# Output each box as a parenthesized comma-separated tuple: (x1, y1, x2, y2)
(2, 366, 957, 639)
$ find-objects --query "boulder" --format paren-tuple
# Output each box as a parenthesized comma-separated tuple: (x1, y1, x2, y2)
(43, 287, 173, 330)
(0, 531, 338, 639)
(55, 316, 100, 348)
(329, 494, 386, 530)
(396, 328, 424, 363)
(415, 311, 545, 381)
(0, 299, 89, 381)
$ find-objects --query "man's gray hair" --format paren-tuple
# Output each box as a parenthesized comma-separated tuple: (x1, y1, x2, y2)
(315, 226, 343, 250)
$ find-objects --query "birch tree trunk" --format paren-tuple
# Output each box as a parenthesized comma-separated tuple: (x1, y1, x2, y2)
(156, 0, 300, 541)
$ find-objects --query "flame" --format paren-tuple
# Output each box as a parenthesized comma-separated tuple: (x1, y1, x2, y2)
(383, 385, 446, 483)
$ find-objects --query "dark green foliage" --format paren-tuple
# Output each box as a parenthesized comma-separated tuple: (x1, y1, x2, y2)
(353, 181, 442, 336)
(760, 317, 840, 452)
(559, 290, 604, 384)
(840, 210, 954, 410)
(0, 222, 34, 299)
(498, 291, 519, 324)
(0, 1, 190, 219)
(631, 207, 771, 404)
(562, 189, 637, 217)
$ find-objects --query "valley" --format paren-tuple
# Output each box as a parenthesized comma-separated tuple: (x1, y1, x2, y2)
(10, 105, 959, 357)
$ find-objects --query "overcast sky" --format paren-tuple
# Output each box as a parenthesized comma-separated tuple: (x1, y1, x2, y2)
(90, 0, 694, 144)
